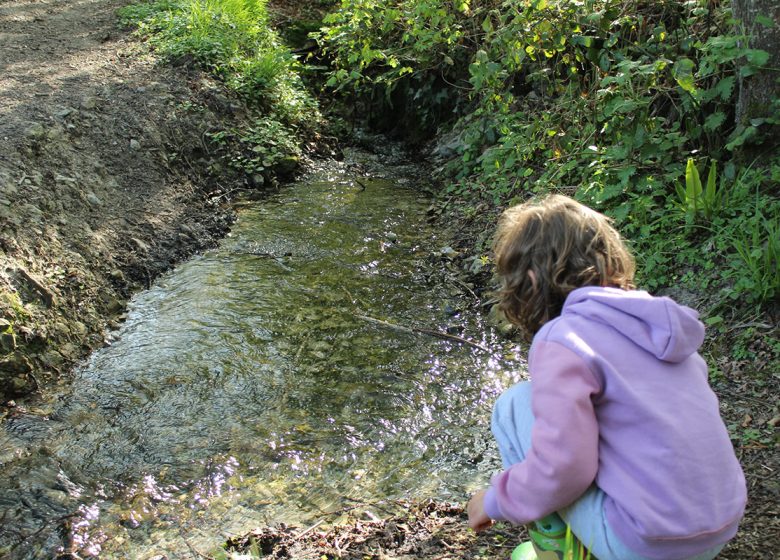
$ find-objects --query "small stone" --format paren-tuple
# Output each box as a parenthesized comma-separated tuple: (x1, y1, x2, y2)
(55, 107, 74, 118)
(72, 321, 88, 337)
(1, 355, 32, 374)
(386, 231, 398, 242)
(131, 237, 150, 252)
(40, 349, 64, 368)
(81, 97, 98, 110)
(12, 375, 31, 392)
(25, 123, 46, 139)
(46, 127, 65, 141)
(86, 192, 102, 206)
(439, 246, 458, 258)
(129, 139, 141, 150)
(0, 331, 16, 351)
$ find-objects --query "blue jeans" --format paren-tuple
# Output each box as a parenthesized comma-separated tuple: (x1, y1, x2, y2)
(491, 382, 724, 560)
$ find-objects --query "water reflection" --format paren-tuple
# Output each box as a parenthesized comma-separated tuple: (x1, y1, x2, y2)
(0, 150, 525, 558)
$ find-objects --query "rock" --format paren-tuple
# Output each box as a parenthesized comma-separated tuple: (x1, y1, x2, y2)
(25, 123, 46, 139)
(439, 246, 458, 258)
(71, 321, 88, 337)
(0, 354, 32, 374)
(46, 126, 65, 141)
(0, 331, 16, 352)
(15, 267, 56, 307)
(55, 107, 74, 118)
(51, 321, 70, 338)
(432, 128, 467, 159)
(129, 139, 141, 150)
(487, 304, 516, 337)
(40, 350, 64, 368)
(11, 375, 31, 393)
(59, 343, 79, 360)
(131, 237, 150, 253)
(274, 156, 299, 177)
(386, 231, 398, 242)
(86, 192, 102, 206)
(81, 97, 98, 110)
(54, 173, 77, 185)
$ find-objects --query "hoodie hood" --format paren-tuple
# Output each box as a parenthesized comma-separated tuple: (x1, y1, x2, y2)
(562, 287, 704, 363)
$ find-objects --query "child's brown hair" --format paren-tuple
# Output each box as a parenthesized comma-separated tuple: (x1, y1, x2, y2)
(493, 194, 636, 338)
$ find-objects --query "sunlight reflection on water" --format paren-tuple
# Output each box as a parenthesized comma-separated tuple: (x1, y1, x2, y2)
(0, 150, 527, 558)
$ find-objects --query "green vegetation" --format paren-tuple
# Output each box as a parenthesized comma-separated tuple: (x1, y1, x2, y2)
(314, 0, 779, 316)
(119, 0, 319, 179)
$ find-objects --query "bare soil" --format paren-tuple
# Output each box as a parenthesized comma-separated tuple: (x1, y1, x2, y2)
(0, 0, 238, 399)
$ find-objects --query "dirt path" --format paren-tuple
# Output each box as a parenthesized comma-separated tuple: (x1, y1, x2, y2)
(0, 0, 235, 399)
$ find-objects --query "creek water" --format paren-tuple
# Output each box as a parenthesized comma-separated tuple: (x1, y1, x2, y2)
(0, 147, 525, 558)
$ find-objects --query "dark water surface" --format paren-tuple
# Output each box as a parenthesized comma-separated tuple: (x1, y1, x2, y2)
(0, 149, 525, 558)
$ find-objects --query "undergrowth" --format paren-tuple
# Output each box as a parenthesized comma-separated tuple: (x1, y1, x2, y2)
(314, 0, 779, 326)
(119, 0, 320, 181)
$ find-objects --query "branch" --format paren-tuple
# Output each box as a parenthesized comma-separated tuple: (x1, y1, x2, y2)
(356, 315, 491, 353)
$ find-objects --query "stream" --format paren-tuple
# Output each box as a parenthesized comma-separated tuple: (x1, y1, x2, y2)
(0, 146, 525, 559)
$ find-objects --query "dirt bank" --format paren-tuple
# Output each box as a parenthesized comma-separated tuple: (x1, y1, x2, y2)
(0, 0, 243, 400)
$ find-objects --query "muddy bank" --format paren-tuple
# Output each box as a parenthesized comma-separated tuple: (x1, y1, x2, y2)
(0, 0, 262, 400)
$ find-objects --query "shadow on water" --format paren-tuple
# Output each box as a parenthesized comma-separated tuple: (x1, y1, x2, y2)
(0, 146, 526, 558)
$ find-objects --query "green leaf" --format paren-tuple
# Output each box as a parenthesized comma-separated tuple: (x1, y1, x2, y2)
(672, 58, 697, 93)
(704, 161, 717, 211)
(755, 14, 775, 28)
(685, 158, 702, 202)
(713, 76, 735, 101)
(745, 49, 770, 66)
(704, 111, 726, 132)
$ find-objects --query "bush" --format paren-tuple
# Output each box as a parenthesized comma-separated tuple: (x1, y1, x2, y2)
(119, 0, 318, 126)
(316, 0, 779, 307)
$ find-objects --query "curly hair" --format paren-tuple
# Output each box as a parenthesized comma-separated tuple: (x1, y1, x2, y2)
(493, 194, 636, 339)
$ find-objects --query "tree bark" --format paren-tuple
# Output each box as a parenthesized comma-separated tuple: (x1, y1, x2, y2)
(731, 0, 780, 127)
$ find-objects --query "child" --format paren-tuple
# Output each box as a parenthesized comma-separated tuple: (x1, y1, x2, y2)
(467, 194, 746, 560)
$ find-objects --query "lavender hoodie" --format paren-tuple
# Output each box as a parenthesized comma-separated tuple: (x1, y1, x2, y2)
(484, 287, 746, 559)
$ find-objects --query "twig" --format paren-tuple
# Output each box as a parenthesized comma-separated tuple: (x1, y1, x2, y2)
(294, 519, 325, 541)
(356, 315, 491, 353)
(447, 273, 480, 301)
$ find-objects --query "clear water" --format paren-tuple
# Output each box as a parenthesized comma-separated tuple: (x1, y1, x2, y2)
(0, 149, 525, 558)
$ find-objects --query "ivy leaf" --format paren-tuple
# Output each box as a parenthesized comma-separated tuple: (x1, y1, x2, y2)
(672, 57, 697, 93)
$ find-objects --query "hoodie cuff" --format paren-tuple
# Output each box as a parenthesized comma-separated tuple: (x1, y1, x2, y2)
(483, 487, 506, 521)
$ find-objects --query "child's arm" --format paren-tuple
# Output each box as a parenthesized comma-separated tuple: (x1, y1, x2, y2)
(485, 340, 601, 524)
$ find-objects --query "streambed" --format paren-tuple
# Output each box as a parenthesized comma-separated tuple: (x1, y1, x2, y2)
(0, 148, 524, 558)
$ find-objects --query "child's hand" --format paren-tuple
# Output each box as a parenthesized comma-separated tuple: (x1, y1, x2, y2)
(467, 489, 493, 532)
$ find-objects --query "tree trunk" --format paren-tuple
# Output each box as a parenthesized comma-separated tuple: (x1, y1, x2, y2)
(731, 0, 780, 128)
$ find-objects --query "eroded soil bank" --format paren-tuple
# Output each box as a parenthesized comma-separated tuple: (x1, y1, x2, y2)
(0, 0, 245, 399)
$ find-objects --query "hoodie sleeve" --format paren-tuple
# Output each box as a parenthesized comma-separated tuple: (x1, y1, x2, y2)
(486, 340, 601, 524)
